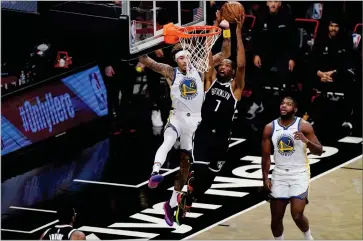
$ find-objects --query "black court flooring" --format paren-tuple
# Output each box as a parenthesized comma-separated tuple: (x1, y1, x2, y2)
(1, 96, 362, 240)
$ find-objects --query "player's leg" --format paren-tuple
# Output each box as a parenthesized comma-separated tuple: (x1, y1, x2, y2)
(270, 199, 289, 240)
(166, 149, 191, 212)
(175, 125, 195, 194)
(163, 153, 192, 227)
(168, 120, 197, 225)
(175, 129, 221, 225)
(269, 175, 290, 239)
(176, 153, 227, 225)
(163, 115, 195, 226)
(289, 174, 313, 240)
(290, 198, 312, 240)
(175, 161, 215, 225)
(148, 116, 180, 189)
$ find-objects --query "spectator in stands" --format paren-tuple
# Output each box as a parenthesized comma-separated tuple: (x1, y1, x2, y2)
(98, 26, 136, 132)
(247, 1, 299, 119)
(102, 60, 135, 132)
(135, 8, 173, 128)
(142, 47, 172, 128)
(310, 16, 356, 131)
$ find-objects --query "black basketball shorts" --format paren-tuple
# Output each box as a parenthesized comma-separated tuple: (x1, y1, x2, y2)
(192, 126, 230, 172)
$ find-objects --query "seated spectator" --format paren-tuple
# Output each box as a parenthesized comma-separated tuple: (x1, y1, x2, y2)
(248, 1, 298, 119)
(310, 16, 356, 131)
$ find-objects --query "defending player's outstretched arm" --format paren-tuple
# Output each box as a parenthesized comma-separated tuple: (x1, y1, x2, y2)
(233, 15, 246, 100)
(205, 50, 214, 84)
(261, 122, 273, 191)
(212, 11, 231, 67)
(139, 55, 174, 85)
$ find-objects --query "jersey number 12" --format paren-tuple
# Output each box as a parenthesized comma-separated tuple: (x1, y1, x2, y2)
(214, 100, 221, 112)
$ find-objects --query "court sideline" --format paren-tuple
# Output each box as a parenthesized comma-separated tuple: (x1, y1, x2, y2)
(191, 158, 363, 240)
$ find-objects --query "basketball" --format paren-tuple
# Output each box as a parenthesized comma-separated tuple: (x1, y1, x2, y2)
(221, 2, 245, 23)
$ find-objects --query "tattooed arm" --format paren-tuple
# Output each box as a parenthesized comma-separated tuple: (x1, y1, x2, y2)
(212, 36, 231, 67)
(139, 55, 174, 86)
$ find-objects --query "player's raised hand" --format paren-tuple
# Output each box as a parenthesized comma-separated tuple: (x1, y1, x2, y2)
(235, 15, 244, 32)
(215, 10, 222, 25)
(219, 19, 230, 30)
(294, 131, 309, 144)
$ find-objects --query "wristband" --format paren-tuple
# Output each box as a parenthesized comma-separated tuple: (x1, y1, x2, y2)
(223, 29, 231, 38)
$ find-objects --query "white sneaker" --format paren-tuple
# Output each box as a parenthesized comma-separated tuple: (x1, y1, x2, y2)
(152, 110, 163, 127)
(152, 126, 163, 136)
(342, 121, 353, 129)
(246, 102, 264, 120)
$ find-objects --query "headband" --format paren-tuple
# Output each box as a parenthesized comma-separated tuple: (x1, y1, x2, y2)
(175, 50, 190, 60)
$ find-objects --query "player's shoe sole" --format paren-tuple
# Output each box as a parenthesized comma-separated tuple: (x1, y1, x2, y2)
(163, 201, 174, 226)
(148, 174, 164, 189)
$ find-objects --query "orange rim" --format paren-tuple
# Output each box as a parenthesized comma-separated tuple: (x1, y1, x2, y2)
(163, 23, 221, 44)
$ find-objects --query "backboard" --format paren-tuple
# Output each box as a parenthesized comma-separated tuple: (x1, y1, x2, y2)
(121, 1, 207, 55)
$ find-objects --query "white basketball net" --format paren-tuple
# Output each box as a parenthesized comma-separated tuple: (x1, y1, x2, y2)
(178, 26, 221, 73)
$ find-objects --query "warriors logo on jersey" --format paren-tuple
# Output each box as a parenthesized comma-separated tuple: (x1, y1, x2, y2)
(179, 77, 198, 100)
(277, 134, 295, 156)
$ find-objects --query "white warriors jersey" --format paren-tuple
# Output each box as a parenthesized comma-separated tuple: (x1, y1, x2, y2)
(271, 117, 310, 174)
(170, 67, 204, 113)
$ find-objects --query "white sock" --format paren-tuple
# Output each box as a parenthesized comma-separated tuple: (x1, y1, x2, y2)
(248, 102, 260, 114)
(169, 190, 179, 208)
(274, 234, 284, 240)
(304, 229, 314, 240)
(152, 128, 177, 173)
(152, 162, 161, 173)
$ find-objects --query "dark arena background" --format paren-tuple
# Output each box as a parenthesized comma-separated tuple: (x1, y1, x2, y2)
(1, 1, 362, 240)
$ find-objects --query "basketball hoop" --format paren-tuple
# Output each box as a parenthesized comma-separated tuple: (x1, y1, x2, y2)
(163, 23, 221, 73)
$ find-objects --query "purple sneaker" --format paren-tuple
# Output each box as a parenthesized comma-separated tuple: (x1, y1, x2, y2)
(148, 172, 164, 189)
(163, 201, 174, 226)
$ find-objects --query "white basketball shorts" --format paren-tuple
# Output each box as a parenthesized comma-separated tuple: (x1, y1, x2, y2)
(164, 110, 201, 152)
(270, 168, 310, 201)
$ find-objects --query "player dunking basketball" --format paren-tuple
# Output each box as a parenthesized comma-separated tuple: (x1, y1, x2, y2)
(174, 15, 245, 225)
(139, 12, 231, 227)
(261, 96, 323, 240)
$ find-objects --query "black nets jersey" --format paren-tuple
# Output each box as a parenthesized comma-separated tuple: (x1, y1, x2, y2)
(42, 225, 77, 240)
(200, 80, 238, 133)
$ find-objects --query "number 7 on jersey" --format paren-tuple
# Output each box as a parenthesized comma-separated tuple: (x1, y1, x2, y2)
(215, 100, 221, 112)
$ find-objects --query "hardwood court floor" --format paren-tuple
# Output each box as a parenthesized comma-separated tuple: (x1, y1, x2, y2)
(193, 159, 362, 240)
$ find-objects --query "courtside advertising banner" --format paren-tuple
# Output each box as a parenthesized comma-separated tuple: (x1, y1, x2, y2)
(1, 65, 108, 156)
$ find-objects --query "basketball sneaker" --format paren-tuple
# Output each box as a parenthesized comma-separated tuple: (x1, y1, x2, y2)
(163, 201, 175, 226)
(246, 102, 264, 120)
(148, 172, 164, 189)
(175, 193, 192, 226)
(151, 110, 163, 127)
(187, 170, 194, 194)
